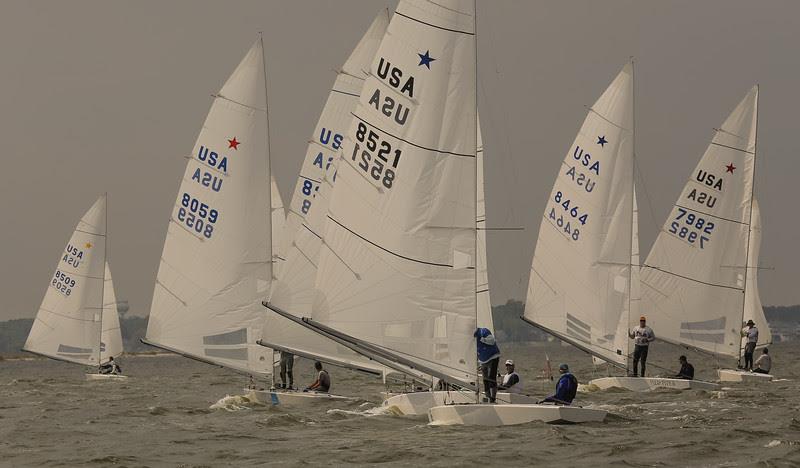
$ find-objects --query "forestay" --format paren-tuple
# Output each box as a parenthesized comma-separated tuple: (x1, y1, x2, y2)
(145, 40, 272, 375)
(525, 64, 634, 367)
(263, 12, 391, 375)
(310, 0, 479, 387)
(742, 199, 771, 349)
(100, 263, 123, 363)
(24, 195, 108, 366)
(640, 87, 758, 359)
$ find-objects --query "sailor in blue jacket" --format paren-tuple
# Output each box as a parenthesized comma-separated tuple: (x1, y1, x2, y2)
(474, 328, 501, 403)
(541, 363, 578, 405)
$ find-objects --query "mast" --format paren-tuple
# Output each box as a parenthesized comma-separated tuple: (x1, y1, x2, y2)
(98, 192, 108, 367)
(260, 33, 274, 385)
(473, 0, 479, 401)
(738, 85, 759, 366)
(626, 59, 635, 372)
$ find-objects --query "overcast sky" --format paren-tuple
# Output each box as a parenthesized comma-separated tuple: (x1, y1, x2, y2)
(2, 0, 799, 320)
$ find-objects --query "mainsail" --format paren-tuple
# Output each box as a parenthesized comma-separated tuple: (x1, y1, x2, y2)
(301, 0, 479, 388)
(262, 12, 391, 375)
(640, 87, 758, 359)
(24, 195, 111, 366)
(145, 40, 272, 375)
(743, 199, 771, 349)
(524, 64, 635, 367)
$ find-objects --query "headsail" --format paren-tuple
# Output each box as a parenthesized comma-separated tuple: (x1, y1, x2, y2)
(24, 195, 108, 366)
(308, 0, 479, 388)
(524, 64, 634, 367)
(145, 40, 272, 375)
(640, 87, 758, 359)
(100, 262, 123, 363)
(742, 199, 771, 349)
(476, 117, 494, 331)
(262, 11, 391, 375)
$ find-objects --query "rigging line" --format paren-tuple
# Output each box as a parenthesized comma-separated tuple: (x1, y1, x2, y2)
(393, 11, 475, 36)
(330, 88, 360, 98)
(674, 203, 749, 225)
(350, 113, 476, 159)
(640, 264, 743, 291)
(74, 228, 105, 237)
(335, 68, 367, 82)
(709, 141, 754, 155)
(155, 280, 188, 307)
(327, 215, 453, 268)
(213, 93, 266, 112)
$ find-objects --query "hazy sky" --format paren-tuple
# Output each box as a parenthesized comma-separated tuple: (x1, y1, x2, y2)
(2, 0, 799, 320)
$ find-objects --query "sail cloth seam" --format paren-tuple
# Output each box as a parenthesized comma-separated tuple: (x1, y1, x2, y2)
(674, 203, 749, 225)
(169, 218, 207, 242)
(327, 215, 453, 268)
(350, 113, 476, 159)
(393, 11, 475, 36)
(297, 174, 323, 184)
(710, 141, 754, 155)
(213, 93, 266, 112)
(73, 228, 105, 237)
(588, 108, 630, 130)
(37, 307, 96, 323)
(155, 279, 188, 306)
(640, 265, 743, 291)
(331, 89, 360, 98)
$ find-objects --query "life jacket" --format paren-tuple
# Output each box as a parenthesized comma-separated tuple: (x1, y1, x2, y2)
(501, 372, 522, 393)
(474, 328, 500, 364)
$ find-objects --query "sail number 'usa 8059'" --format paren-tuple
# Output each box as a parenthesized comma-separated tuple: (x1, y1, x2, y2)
(668, 207, 715, 249)
(176, 193, 219, 239)
(352, 121, 401, 189)
(547, 190, 588, 242)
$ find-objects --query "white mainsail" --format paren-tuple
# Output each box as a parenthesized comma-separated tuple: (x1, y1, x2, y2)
(100, 262, 123, 363)
(742, 199, 771, 349)
(305, 0, 479, 388)
(640, 87, 758, 359)
(145, 40, 272, 375)
(524, 64, 635, 367)
(262, 12, 391, 375)
(476, 118, 494, 331)
(24, 195, 109, 366)
(271, 175, 286, 274)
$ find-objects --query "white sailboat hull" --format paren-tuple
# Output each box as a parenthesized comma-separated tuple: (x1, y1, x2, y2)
(382, 391, 538, 416)
(85, 373, 128, 381)
(588, 376, 719, 392)
(428, 403, 606, 426)
(246, 389, 355, 406)
(717, 369, 773, 382)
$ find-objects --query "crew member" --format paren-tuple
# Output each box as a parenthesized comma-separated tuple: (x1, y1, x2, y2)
(541, 363, 578, 405)
(674, 355, 694, 380)
(753, 348, 772, 374)
(474, 328, 501, 403)
(629, 316, 655, 377)
(498, 359, 522, 393)
(741, 320, 759, 371)
(98, 356, 121, 375)
(279, 351, 294, 389)
(304, 361, 330, 393)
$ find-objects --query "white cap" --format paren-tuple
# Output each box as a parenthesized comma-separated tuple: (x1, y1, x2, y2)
(504, 359, 514, 366)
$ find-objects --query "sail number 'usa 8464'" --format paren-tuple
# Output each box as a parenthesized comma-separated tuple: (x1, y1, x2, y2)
(547, 190, 588, 242)
(176, 193, 219, 239)
(352, 121, 401, 189)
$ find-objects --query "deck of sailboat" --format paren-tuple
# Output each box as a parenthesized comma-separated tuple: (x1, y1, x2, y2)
(587, 376, 719, 392)
(717, 369, 773, 383)
(428, 403, 607, 426)
(381, 390, 539, 416)
(245, 388, 356, 406)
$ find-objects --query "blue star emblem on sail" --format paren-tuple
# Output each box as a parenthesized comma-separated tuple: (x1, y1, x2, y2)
(418, 50, 435, 69)
(597, 135, 608, 147)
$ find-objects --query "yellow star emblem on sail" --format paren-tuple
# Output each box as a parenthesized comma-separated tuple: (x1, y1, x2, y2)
(85, 242, 92, 249)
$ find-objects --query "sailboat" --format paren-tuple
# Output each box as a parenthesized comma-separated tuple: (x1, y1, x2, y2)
(639, 86, 771, 384)
(23, 195, 126, 380)
(143, 39, 275, 379)
(251, 11, 395, 406)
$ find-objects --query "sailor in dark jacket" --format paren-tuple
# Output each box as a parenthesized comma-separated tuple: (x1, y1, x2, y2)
(674, 355, 695, 380)
(474, 328, 501, 403)
(541, 363, 578, 405)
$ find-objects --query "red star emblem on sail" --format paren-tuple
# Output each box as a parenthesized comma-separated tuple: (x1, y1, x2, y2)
(228, 137, 240, 150)
(725, 163, 736, 173)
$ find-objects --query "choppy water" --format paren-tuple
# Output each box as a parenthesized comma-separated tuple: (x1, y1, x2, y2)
(1, 342, 799, 467)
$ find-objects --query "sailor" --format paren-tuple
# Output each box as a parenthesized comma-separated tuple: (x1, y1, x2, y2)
(497, 359, 522, 393)
(304, 361, 330, 393)
(674, 355, 694, 380)
(541, 363, 578, 405)
(753, 348, 772, 374)
(741, 320, 759, 371)
(474, 328, 501, 403)
(628, 316, 655, 377)
(279, 351, 294, 389)
(98, 356, 121, 375)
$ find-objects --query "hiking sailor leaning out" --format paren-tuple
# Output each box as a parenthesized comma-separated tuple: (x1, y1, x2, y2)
(629, 316, 655, 377)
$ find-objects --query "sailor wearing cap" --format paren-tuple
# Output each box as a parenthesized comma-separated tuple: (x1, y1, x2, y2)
(741, 320, 759, 371)
(497, 359, 522, 394)
(541, 363, 578, 405)
(628, 316, 655, 377)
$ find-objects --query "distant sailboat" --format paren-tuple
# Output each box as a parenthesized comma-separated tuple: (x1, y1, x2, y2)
(143, 39, 274, 377)
(640, 86, 772, 383)
(23, 195, 126, 380)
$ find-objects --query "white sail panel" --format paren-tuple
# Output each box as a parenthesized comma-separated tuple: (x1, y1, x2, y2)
(271, 175, 286, 279)
(145, 40, 272, 375)
(525, 65, 634, 366)
(100, 262, 123, 363)
(263, 12, 391, 376)
(743, 199, 771, 348)
(476, 118, 493, 330)
(24, 195, 107, 366)
(640, 87, 758, 358)
(312, 0, 478, 386)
